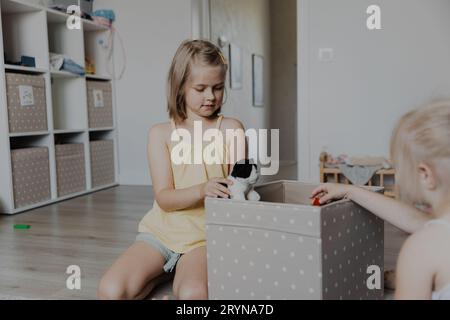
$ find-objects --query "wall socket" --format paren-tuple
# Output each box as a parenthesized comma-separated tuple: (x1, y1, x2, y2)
(318, 48, 334, 62)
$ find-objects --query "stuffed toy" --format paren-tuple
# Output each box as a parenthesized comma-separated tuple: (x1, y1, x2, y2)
(221, 159, 260, 201)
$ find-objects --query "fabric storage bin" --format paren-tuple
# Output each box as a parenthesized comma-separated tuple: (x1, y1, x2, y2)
(90, 140, 115, 187)
(55, 144, 86, 197)
(11, 147, 51, 208)
(205, 180, 384, 300)
(6, 73, 48, 133)
(86, 80, 113, 128)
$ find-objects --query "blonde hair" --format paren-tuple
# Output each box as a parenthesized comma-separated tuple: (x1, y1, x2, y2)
(167, 39, 228, 123)
(390, 100, 450, 204)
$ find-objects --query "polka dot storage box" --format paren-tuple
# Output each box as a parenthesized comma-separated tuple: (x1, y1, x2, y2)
(11, 147, 51, 209)
(90, 140, 115, 188)
(86, 80, 113, 129)
(55, 144, 86, 197)
(205, 180, 384, 300)
(5, 72, 48, 133)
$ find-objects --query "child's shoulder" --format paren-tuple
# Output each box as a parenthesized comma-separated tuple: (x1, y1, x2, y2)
(148, 121, 173, 141)
(220, 116, 245, 130)
(400, 221, 449, 265)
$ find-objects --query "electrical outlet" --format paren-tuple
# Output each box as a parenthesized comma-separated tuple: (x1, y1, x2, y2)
(318, 48, 334, 62)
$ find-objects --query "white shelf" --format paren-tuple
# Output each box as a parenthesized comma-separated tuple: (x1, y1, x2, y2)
(51, 76, 87, 131)
(9, 131, 50, 137)
(89, 127, 115, 132)
(9, 183, 119, 214)
(2, 2, 48, 69)
(0, 0, 119, 214)
(50, 69, 82, 78)
(4, 64, 48, 74)
(47, 10, 84, 69)
(47, 7, 108, 32)
(86, 74, 111, 81)
(53, 129, 86, 135)
(46, 7, 69, 23)
(1, 0, 41, 14)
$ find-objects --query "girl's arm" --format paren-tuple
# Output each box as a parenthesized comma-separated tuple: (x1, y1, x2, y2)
(311, 184, 430, 234)
(148, 124, 232, 212)
(395, 229, 435, 299)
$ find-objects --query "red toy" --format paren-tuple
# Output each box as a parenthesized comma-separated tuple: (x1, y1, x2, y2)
(312, 197, 321, 206)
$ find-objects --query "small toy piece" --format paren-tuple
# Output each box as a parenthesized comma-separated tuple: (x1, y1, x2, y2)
(312, 197, 321, 206)
(14, 224, 30, 230)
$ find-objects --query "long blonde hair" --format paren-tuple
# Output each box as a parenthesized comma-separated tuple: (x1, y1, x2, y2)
(167, 39, 228, 124)
(390, 100, 450, 205)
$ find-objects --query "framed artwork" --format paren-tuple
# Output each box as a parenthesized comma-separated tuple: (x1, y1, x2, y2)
(229, 43, 243, 89)
(252, 54, 264, 107)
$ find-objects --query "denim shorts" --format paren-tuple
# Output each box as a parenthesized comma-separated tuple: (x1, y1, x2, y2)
(135, 233, 181, 273)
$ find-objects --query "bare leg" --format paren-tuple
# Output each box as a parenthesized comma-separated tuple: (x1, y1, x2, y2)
(97, 241, 166, 300)
(172, 246, 208, 300)
(137, 273, 174, 300)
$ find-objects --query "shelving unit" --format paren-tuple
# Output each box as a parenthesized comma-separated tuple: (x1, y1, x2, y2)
(0, 0, 119, 214)
(319, 152, 396, 198)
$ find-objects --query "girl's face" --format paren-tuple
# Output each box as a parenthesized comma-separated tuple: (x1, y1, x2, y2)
(184, 63, 225, 120)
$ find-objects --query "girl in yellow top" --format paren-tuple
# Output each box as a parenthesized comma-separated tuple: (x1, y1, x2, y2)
(98, 40, 246, 300)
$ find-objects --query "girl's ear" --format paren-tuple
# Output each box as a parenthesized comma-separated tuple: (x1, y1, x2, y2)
(418, 162, 437, 190)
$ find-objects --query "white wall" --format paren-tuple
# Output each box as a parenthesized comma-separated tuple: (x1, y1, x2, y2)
(270, 0, 297, 163)
(95, 0, 192, 185)
(210, 0, 271, 132)
(298, 0, 450, 182)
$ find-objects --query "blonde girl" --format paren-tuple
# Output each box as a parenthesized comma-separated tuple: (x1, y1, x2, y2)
(312, 100, 450, 299)
(98, 40, 246, 300)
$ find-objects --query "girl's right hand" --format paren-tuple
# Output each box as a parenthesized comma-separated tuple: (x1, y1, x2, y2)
(200, 178, 234, 199)
(310, 183, 354, 205)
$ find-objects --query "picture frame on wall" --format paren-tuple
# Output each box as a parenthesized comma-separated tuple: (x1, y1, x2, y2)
(229, 43, 243, 90)
(252, 54, 264, 107)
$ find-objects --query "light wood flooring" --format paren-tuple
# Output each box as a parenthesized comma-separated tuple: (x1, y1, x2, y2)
(0, 186, 407, 300)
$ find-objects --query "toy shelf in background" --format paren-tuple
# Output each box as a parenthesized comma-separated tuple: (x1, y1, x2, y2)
(0, 0, 119, 214)
(319, 152, 396, 198)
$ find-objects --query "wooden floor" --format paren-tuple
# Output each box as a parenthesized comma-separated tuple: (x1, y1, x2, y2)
(0, 185, 408, 300)
(0, 186, 172, 300)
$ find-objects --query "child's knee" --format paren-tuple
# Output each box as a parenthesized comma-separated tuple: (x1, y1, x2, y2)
(97, 276, 128, 300)
(175, 283, 208, 300)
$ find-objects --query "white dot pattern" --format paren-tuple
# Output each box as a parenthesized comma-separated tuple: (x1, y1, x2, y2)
(206, 223, 321, 299)
(87, 80, 113, 128)
(90, 140, 115, 187)
(6, 73, 48, 133)
(55, 144, 86, 196)
(205, 187, 384, 300)
(321, 202, 384, 300)
(11, 147, 51, 208)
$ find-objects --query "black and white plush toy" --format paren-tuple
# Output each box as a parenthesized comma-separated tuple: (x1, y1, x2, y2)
(222, 159, 260, 201)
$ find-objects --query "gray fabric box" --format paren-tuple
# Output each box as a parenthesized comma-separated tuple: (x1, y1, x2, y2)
(205, 180, 384, 300)
(11, 147, 51, 208)
(56, 144, 86, 197)
(6, 73, 48, 133)
(90, 140, 115, 188)
(86, 80, 113, 128)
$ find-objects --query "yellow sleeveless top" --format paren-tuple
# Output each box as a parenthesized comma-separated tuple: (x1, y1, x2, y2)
(138, 115, 229, 253)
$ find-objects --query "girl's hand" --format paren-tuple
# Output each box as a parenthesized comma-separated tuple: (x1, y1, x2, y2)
(200, 178, 234, 199)
(310, 183, 354, 205)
